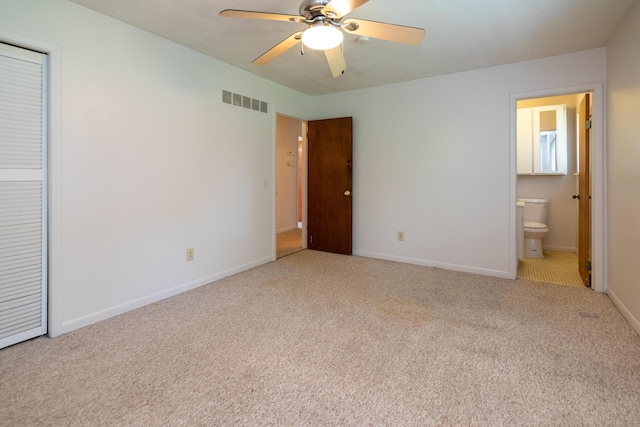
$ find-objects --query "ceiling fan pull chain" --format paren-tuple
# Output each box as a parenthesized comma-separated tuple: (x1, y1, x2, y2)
(341, 39, 345, 74)
(301, 43, 305, 56)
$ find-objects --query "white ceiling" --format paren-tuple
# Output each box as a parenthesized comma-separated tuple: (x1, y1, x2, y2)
(69, 0, 636, 96)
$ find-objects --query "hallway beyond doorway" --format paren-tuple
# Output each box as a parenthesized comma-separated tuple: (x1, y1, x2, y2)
(277, 229, 303, 258)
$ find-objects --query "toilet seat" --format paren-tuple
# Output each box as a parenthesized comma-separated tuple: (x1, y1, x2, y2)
(524, 221, 547, 230)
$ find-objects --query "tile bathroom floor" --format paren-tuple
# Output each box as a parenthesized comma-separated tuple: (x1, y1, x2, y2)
(517, 251, 586, 288)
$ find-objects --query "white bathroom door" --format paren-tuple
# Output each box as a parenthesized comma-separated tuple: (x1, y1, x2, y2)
(0, 43, 48, 349)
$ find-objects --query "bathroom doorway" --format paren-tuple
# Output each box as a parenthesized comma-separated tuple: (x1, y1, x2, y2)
(275, 114, 306, 258)
(515, 92, 591, 288)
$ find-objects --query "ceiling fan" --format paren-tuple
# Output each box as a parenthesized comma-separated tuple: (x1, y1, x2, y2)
(220, 0, 425, 78)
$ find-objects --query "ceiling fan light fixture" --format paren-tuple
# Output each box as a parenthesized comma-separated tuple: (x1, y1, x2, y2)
(301, 24, 343, 50)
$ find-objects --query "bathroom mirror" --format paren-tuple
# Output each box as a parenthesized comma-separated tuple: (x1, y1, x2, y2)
(517, 104, 567, 175)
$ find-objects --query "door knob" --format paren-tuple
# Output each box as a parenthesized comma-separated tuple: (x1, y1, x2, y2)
(344, 190, 351, 196)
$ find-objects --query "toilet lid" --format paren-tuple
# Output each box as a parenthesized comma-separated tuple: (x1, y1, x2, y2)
(524, 221, 546, 229)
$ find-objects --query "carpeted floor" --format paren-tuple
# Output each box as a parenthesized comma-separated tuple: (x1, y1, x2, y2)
(1, 250, 639, 425)
(276, 228, 303, 258)
(518, 251, 585, 288)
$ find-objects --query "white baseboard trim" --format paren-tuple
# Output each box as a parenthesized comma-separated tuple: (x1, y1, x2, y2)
(276, 225, 299, 233)
(353, 250, 512, 279)
(61, 256, 273, 334)
(607, 288, 640, 336)
(542, 245, 577, 252)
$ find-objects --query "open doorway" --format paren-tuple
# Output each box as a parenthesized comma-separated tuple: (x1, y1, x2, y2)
(515, 92, 591, 288)
(276, 114, 306, 258)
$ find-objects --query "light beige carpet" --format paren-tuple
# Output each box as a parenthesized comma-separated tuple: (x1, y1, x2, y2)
(1, 250, 639, 425)
(276, 228, 303, 258)
(518, 251, 585, 288)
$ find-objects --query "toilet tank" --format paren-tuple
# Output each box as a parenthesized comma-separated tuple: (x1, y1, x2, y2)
(517, 198, 549, 223)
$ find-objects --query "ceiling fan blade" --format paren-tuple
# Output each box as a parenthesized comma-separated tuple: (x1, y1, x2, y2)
(219, 9, 303, 23)
(321, 0, 369, 20)
(324, 46, 347, 78)
(252, 32, 303, 66)
(342, 19, 425, 45)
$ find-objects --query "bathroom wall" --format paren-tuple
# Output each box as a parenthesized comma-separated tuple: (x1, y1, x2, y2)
(517, 94, 582, 252)
(276, 115, 302, 233)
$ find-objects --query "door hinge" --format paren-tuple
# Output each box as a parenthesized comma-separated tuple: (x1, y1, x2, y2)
(586, 261, 592, 271)
(310, 235, 313, 244)
(585, 119, 592, 130)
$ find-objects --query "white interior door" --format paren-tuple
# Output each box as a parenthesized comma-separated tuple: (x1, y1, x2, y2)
(0, 42, 47, 349)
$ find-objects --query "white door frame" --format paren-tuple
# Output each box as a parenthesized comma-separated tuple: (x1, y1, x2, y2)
(509, 83, 606, 293)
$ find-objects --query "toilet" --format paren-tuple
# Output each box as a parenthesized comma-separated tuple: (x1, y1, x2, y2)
(517, 198, 549, 259)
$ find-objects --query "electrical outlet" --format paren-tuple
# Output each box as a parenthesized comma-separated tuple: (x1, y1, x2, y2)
(186, 248, 194, 262)
(397, 231, 404, 242)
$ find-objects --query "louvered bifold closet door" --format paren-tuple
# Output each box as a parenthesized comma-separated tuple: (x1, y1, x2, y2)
(0, 43, 47, 349)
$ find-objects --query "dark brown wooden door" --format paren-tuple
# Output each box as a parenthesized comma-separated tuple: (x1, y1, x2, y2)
(307, 117, 353, 255)
(578, 94, 591, 286)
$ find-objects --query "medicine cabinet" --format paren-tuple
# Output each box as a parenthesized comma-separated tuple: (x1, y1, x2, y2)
(517, 104, 567, 175)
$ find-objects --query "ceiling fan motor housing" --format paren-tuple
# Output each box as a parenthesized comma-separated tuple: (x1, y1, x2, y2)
(300, 0, 334, 21)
